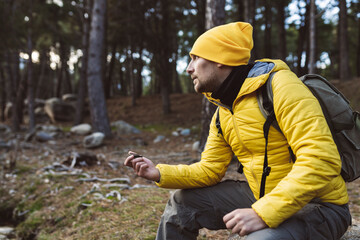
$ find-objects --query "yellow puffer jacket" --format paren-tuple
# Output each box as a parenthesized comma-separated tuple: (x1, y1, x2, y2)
(155, 59, 349, 228)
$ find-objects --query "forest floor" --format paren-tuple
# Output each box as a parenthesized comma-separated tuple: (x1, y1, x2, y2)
(1, 78, 360, 239)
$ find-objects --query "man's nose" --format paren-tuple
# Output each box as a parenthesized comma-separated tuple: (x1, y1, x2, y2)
(186, 61, 194, 74)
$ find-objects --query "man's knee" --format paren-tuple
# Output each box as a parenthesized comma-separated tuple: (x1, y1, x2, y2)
(246, 227, 296, 240)
(172, 189, 186, 205)
(172, 189, 200, 208)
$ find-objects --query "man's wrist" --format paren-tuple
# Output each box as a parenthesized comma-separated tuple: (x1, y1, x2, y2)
(155, 169, 161, 183)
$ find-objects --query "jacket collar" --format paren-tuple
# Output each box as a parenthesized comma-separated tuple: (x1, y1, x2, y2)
(204, 59, 290, 109)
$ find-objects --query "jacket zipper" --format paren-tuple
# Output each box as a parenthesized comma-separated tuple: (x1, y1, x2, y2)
(210, 99, 261, 190)
(231, 113, 260, 190)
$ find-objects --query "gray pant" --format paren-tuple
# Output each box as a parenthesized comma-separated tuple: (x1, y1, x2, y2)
(156, 180, 351, 240)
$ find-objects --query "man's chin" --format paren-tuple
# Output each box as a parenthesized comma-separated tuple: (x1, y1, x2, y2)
(194, 86, 203, 93)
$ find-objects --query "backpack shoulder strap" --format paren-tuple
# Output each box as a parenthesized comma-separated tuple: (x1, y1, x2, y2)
(257, 72, 296, 198)
(215, 107, 223, 137)
(257, 72, 281, 132)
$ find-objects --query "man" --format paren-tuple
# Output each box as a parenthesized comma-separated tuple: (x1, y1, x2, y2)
(124, 22, 351, 239)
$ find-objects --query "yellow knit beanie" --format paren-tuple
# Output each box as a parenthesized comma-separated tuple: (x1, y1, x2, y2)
(190, 22, 253, 66)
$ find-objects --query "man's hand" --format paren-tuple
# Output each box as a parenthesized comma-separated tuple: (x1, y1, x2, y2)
(223, 208, 267, 236)
(124, 151, 160, 182)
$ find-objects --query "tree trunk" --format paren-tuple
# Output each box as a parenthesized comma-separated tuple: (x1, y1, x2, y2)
(135, 53, 144, 98)
(35, 50, 48, 99)
(296, 1, 309, 76)
(126, 0, 137, 106)
(237, 0, 244, 21)
(205, 0, 225, 29)
(102, 0, 108, 100)
(172, 51, 182, 94)
(64, 61, 72, 94)
(195, 0, 206, 35)
(0, 66, 5, 122)
(105, 42, 117, 99)
(159, 0, 171, 114)
(357, 2, 360, 78)
(199, 0, 225, 152)
(308, 0, 316, 74)
(339, 0, 350, 81)
(250, 0, 257, 60)
(264, 0, 272, 58)
(87, 0, 112, 137)
(56, 43, 64, 98)
(6, 51, 21, 131)
(27, 2, 35, 131)
(244, 0, 250, 22)
(75, 0, 90, 125)
(119, 62, 127, 96)
(276, 0, 287, 60)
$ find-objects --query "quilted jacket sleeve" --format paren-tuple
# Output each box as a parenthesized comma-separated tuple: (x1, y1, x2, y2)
(155, 109, 233, 189)
(252, 70, 345, 228)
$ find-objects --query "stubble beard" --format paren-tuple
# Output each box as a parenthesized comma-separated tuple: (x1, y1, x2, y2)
(193, 72, 219, 93)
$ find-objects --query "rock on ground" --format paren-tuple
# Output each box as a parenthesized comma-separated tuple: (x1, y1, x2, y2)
(71, 123, 92, 135)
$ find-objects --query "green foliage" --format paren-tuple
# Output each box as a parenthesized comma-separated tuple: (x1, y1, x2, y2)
(15, 164, 34, 175)
(16, 213, 45, 239)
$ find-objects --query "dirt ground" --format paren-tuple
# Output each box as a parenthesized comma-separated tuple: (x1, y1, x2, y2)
(1, 77, 360, 239)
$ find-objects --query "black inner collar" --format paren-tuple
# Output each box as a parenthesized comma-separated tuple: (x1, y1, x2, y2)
(211, 63, 254, 108)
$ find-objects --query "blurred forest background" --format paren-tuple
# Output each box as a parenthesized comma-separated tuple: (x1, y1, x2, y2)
(1, 1, 360, 239)
(0, 0, 359, 138)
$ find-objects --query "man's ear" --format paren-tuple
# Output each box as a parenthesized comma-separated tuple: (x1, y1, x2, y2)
(217, 63, 232, 71)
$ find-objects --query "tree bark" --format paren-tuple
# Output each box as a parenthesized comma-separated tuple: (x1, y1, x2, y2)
(27, 1, 35, 131)
(296, 1, 309, 76)
(75, 0, 90, 125)
(264, 0, 272, 58)
(6, 51, 21, 131)
(244, 0, 250, 22)
(237, 0, 244, 21)
(205, 0, 225, 29)
(357, 2, 360, 77)
(159, 0, 171, 114)
(308, 0, 316, 74)
(135, 52, 144, 98)
(339, 0, 350, 81)
(119, 62, 127, 96)
(172, 50, 182, 94)
(0, 66, 5, 122)
(199, 0, 225, 152)
(105, 41, 117, 99)
(56, 43, 64, 98)
(87, 0, 112, 137)
(249, 0, 257, 60)
(276, 0, 287, 60)
(195, 0, 206, 35)
(35, 49, 49, 99)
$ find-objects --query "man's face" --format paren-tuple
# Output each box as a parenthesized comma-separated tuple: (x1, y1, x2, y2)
(186, 55, 221, 93)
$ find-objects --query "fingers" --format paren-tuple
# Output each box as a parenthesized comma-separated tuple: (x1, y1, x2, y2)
(223, 211, 234, 223)
(239, 226, 249, 236)
(124, 155, 133, 167)
(223, 209, 244, 234)
(224, 216, 246, 235)
(124, 151, 142, 167)
(129, 151, 142, 158)
(225, 218, 238, 231)
(126, 156, 148, 175)
(223, 209, 267, 236)
(136, 161, 149, 175)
